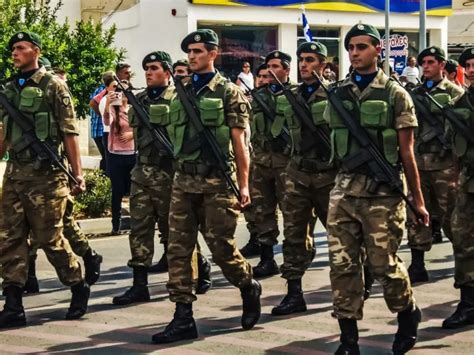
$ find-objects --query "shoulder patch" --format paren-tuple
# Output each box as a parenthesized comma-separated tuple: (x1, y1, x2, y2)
(61, 96, 71, 107)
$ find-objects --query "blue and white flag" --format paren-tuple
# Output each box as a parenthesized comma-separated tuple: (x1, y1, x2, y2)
(302, 9, 313, 42)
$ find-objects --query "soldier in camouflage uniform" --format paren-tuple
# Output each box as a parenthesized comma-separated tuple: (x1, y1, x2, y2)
(240, 62, 270, 258)
(24, 57, 102, 294)
(442, 47, 474, 330)
(0, 32, 91, 328)
(324, 25, 429, 354)
(407, 46, 464, 284)
(112, 51, 212, 306)
(249, 50, 293, 278)
(269, 41, 337, 316)
(151, 29, 261, 344)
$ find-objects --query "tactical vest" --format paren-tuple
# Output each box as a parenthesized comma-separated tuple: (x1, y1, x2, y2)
(167, 82, 232, 176)
(276, 93, 331, 172)
(129, 92, 173, 167)
(452, 92, 474, 172)
(250, 88, 288, 154)
(327, 80, 399, 171)
(1, 73, 62, 163)
(413, 88, 452, 154)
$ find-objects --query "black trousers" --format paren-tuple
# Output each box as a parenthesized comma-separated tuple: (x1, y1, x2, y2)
(108, 153, 136, 231)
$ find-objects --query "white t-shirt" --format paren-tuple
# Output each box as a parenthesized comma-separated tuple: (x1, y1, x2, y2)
(99, 96, 110, 133)
(238, 71, 254, 92)
(401, 66, 420, 85)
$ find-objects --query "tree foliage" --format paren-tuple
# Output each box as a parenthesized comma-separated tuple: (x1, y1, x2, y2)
(0, 0, 124, 118)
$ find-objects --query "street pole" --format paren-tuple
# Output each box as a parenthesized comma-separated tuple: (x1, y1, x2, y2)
(384, 0, 390, 75)
(420, 0, 427, 51)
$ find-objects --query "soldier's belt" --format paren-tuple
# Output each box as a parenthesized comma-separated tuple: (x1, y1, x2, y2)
(139, 154, 172, 169)
(175, 161, 213, 177)
(294, 157, 332, 173)
(263, 139, 288, 154)
(417, 142, 450, 154)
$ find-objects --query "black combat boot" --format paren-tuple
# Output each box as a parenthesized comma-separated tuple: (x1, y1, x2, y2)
(112, 266, 150, 305)
(24, 255, 39, 294)
(363, 266, 374, 301)
(152, 302, 198, 344)
(408, 249, 429, 284)
(392, 303, 422, 354)
(148, 243, 168, 273)
(0, 286, 26, 328)
(431, 218, 443, 244)
(239, 233, 261, 257)
(83, 248, 103, 286)
(65, 281, 90, 320)
(253, 245, 280, 278)
(240, 279, 262, 330)
(335, 319, 360, 355)
(195, 254, 212, 295)
(271, 278, 307, 316)
(442, 286, 474, 329)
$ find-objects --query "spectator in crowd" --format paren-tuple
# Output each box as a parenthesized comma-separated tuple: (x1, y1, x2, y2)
(89, 71, 115, 173)
(444, 59, 461, 86)
(116, 62, 132, 85)
(323, 63, 336, 83)
(102, 81, 136, 235)
(400, 56, 420, 85)
(236, 61, 254, 92)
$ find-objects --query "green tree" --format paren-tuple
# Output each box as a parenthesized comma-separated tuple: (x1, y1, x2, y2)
(0, 0, 124, 118)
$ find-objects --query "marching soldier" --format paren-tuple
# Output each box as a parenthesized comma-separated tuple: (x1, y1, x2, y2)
(249, 50, 293, 277)
(407, 46, 464, 283)
(324, 24, 429, 354)
(151, 29, 261, 344)
(270, 41, 336, 316)
(112, 51, 212, 306)
(442, 47, 474, 330)
(0, 31, 90, 327)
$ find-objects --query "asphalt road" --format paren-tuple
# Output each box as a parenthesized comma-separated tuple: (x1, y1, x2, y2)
(0, 218, 473, 354)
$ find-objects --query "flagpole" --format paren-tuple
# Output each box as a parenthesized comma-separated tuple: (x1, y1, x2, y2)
(420, 0, 427, 51)
(384, 0, 390, 75)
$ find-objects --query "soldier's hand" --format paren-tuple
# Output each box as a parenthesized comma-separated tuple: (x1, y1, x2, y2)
(70, 175, 86, 196)
(238, 187, 251, 210)
(415, 204, 430, 227)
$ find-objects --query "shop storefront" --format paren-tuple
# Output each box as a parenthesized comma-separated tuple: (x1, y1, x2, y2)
(94, 0, 451, 86)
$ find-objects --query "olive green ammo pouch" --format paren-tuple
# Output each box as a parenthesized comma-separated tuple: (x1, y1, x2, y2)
(430, 93, 451, 113)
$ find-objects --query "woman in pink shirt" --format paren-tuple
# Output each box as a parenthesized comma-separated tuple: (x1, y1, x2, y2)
(103, 81, 136, 234)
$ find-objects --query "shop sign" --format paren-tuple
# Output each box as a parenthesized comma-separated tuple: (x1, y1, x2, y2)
(190, 0, 452, 16)
(380, 34, 409, 75)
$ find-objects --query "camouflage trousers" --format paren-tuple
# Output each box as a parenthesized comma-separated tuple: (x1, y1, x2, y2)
(327, 187, 414, 319)
(30, 194, 90, 257)
(280, 161, 336, 280)
(407, 166, 458, 250)
(128, 166, 172, 268)
(250, 162, 287, 246)
(0, 174, 82, 288)
(452, 172, 474, 288)
(167, 185, 253, 303)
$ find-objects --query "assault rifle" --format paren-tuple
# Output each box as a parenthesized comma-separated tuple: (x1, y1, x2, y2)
(239, 79, 290, 144)
(0, 92, 79, 185)
(416, 84, 474, 144)
(114, 76, 174, 155)
(393, 77, 451, 155)
(312, 71, 424, 222)
(268, 70, 331, 157)
(170, 72, 242, 202)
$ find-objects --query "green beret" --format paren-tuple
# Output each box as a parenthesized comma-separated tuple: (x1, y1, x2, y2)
(8, 31, 42, 50)
(265, 50, 292, 65)
(173, 59, 190, 70)
(181, 29, 219, 52)
(38, 57, 52, 70)
(458, 47, 474, 68)
(142, 51, 173, 70)
(297, 41, 328, 58)
(417, 46, 446, 65)
(444, 59, 458, 74)
(344, 24, 380, 50)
